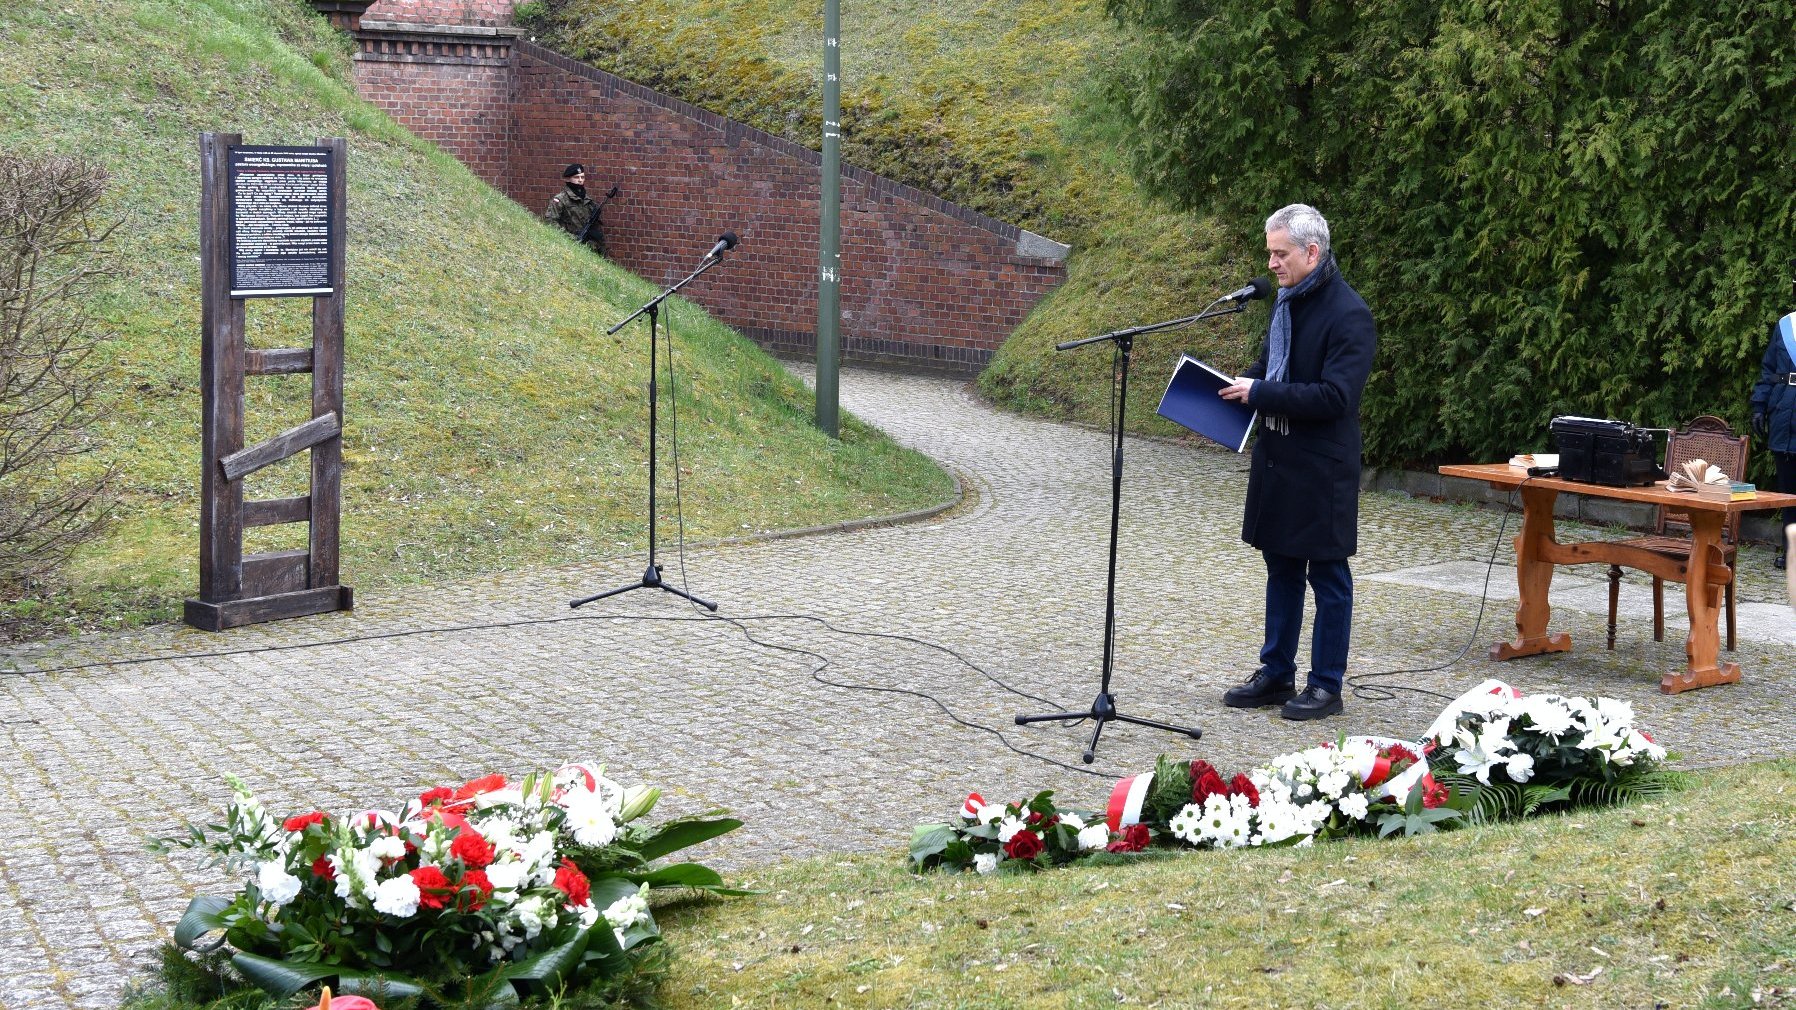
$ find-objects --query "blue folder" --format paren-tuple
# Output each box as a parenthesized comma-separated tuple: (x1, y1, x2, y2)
(1156, 354, 1258, 452)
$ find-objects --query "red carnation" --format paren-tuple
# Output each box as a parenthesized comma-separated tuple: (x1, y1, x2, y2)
(450, 829, 495, 870)
(411, 865, 452, 909)
(457, 869, 494, 912)
(1385, 743, 1419, 764)
(1420, 774, 1449, 810)
(417, 787, 455, 808)
(552, 858, 591, 907)
(283, 811, 327, 833)
(1192, 768, 1229, 805)
(1003, 829, 1044, 861)
(311, 855, 336, 881)
(1228, 773, 1260, 808)
(453, 774, 507, 802)
(1106, 823, 1151, 853)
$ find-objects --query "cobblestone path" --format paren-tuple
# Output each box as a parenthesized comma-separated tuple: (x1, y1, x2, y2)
(2, 368, 1792, 1007)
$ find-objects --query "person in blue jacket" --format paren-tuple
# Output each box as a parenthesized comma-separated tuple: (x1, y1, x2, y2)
(1750, 259, 1796, 569)
(1217, 204, 1377, 720)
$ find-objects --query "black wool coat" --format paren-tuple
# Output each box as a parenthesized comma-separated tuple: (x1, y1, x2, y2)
(1239, 268, 1378, 560)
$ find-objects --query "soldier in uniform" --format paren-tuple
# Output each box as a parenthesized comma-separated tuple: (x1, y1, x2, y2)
(544, 163, 601, 255)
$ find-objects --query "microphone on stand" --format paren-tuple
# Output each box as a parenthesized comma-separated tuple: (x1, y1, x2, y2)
(703, 230, 739, 261)
(1218, 277, 1274, 303)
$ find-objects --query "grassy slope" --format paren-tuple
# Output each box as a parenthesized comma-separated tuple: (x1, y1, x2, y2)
(0, 0, 952, 633)
(531, 0, 1269, 440)
(660, 761, 1796, 1008)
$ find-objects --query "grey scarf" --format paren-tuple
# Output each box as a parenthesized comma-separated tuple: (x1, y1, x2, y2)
(1263, 252, 1338, 433)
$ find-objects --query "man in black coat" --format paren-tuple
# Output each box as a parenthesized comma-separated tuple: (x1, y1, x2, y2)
(1218, 204, 1377, 720)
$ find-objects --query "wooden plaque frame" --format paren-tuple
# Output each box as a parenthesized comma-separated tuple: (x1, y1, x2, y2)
(185, 132, 354, 631)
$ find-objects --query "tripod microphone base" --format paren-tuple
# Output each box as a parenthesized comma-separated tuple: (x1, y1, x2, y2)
(570, 563, 718, 611)
(1016, 691, 1202, 764)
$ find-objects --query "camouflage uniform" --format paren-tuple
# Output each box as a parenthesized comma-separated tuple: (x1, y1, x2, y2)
(544, 183, 602, 254)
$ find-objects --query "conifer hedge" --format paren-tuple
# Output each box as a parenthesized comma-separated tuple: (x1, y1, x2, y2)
(1101, 0, 1796, 471)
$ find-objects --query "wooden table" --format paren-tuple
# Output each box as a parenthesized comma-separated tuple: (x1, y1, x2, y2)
(1439, 464, 1796, 694)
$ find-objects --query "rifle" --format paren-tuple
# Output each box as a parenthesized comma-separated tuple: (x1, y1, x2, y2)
(575, 185, 621, 250)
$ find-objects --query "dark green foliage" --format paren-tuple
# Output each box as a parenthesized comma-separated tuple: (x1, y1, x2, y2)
(1100, 0, 1796, 474)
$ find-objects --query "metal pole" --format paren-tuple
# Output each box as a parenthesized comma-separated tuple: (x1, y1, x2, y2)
(815, 0, 842, 437)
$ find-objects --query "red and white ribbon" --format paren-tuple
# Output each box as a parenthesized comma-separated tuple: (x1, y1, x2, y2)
(1106, 773, 1154, 833)
(960, 792, 986, 821)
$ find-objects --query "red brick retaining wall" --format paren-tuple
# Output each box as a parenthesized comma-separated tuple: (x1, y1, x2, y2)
(348, 20, 1069, 373)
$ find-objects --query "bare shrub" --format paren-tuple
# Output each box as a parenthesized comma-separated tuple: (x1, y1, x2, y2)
(0, 154, 117, 602)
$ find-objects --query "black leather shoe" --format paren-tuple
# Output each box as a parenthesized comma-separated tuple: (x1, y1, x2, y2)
(1776, 550, 1787, 571)
(1222, 669, 1296, 709)
(1281, 686, 1343, 721)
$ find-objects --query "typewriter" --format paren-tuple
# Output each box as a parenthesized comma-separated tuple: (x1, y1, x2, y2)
(1548, 416, 1666, 487)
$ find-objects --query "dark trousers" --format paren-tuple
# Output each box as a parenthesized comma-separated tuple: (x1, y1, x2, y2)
(1259, 552, 1352, 694)
(1776, 452, 1796, 530)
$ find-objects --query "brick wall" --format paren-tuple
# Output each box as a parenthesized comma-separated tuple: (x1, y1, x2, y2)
(349, 24, 1069, 373)
(362, 0, 512, 26)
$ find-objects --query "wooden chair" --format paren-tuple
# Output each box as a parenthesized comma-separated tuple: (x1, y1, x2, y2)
(1605, 415, 1748, 652)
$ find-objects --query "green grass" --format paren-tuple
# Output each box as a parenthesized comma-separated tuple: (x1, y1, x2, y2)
(0, 0, 953, 636)
(123, 761, 1796, 1008)
(529, 0, 1270, 437)
(657, 762, 1796, 1008)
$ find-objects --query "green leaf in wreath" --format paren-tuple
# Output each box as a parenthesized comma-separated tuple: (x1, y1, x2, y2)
(173, 895, 232, 953)
(587, 877, 644, 913)
(581, 917, 631, 978)
(909, 824, 955, 868)
(494, 926, 593, 990)
(631, 817, 742, 863)
(620, 862, 757, 895)
(228, 952, 338, 998)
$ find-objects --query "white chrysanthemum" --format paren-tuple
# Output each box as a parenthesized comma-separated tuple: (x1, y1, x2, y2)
(1076, 823, 1111, 851)
(1593, 696, 1635, 730)
(371, 874, 421, 917)
(974, 852, 1000, 874)
(1058, 813, 1087, 832)
(257, 861, 302, 906)
(482, 816, 519, 851)
(1317, 769, 1352, 799)
(560, 789, 618, 847)
(368, 835, 407, 861)
(1168, 803, 1205, 846)
(1336, 792, 1370, 821)
(997, 816, 1027, 844)
(1518, 695, 1578, 738)
(976, 803, 1005, 826)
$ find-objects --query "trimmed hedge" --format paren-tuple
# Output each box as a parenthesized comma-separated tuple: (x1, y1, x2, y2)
(1100, 0, 1796, 473)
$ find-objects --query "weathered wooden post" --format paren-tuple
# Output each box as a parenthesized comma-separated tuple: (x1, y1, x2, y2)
(185, 133, 353, 630)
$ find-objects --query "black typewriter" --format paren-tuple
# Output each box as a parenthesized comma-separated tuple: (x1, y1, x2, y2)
(1548, 416, 1666, 487)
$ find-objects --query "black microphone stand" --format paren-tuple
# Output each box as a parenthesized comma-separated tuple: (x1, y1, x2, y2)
(571, 250, 729, 612)
(1015, 299, 1248, 763)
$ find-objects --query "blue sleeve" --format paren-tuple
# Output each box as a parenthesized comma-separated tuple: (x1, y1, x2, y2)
(1752, 323, 1783, 412)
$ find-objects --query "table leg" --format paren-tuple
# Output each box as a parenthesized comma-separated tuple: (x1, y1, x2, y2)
(1661, 510, 1740, 693)
(1492, 484, 1573, 660)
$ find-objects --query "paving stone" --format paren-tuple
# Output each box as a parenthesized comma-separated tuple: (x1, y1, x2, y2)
(0, 366, 1791, 1008)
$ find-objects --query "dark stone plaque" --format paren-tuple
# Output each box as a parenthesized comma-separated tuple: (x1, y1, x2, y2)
(228, 145, 336, 297)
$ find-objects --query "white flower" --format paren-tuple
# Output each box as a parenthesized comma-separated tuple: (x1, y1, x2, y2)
(1076, 823, 1111, 851)
(257, 861, 302, 907)
(473, 788, 524, 809)
(485, 860, 527, 891)
(329, 847, 381, 902)
(1455, 724, 1516, 784)
(602, 883, 652, 931)
(974, 852, 1000, 874)
(560, 790, 618, 847)
(371, 874, 421, 917)
(996, 816, 1027, 844)
(368, 835, 407, 861)
(513, 895, 548, 939)
(1518, 695, 1578, 738)
(1504, 752, 1536, 782)
(1058, 813, 1086, 832)
(976, 804, 1005, 826)
(1168, 804, 1204, 847)
(1336, 793, 1370, 821)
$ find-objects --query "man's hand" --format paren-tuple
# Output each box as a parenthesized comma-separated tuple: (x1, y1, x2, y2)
(1753, 411, 1769, 441)
(1219, 377, 1254, 403)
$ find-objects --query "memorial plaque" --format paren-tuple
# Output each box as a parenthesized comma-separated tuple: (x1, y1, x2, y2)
(228, 145, 336, 297)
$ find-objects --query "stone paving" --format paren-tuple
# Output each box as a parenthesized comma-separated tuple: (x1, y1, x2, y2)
(2, 367, 1794, 1008)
